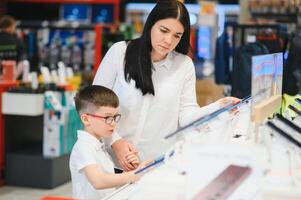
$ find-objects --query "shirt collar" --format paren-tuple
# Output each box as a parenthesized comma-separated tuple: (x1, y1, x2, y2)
(77, 130, 105, 151)
(152, 51, 173, 70)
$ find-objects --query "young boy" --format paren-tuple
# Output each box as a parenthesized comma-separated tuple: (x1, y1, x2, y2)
(70, 85, 145, 199)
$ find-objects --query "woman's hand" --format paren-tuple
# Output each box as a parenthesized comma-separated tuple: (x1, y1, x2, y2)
(112, 139, 138, 171)
(126, 152, 140, 169)
(218, 96, 241, 114)
(218, 96, 241, 107)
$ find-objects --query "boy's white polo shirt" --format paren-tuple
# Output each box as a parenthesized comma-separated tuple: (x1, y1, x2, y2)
(69, 130, 115, 200)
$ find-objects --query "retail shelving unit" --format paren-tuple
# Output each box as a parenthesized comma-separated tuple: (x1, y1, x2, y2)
(1, 0, 120, 188)
(0, 81, 17, 186)
(6, 0, 120, 74)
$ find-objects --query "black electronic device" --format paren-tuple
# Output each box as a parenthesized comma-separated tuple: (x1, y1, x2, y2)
(276, 113, 301, 133)
(267, 121, 301, 148)
(289, 105, 301, 116)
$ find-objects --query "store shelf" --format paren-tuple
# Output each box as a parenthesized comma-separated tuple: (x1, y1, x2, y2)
(7, 0, 120, 26)
(17, 20, 114, 29)
(251, 12, 298, 23)
(7, 0, 119, 4)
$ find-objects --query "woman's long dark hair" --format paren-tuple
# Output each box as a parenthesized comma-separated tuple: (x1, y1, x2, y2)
(124, 0, 191, 95)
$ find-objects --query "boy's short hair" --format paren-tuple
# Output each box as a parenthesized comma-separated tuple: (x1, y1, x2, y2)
(74, 85, 119, 115)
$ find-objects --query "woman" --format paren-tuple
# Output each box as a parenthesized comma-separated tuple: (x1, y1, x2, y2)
(93, 0, 238, 170)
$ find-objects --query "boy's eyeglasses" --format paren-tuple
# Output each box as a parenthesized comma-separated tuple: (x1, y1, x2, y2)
(86, 113, 121, 125)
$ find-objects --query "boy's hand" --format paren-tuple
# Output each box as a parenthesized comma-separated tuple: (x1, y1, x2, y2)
(127, 160, 154, 183)
(135, 160, 154, 173)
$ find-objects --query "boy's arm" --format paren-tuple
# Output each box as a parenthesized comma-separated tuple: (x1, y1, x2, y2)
(83, 164, 138, 189)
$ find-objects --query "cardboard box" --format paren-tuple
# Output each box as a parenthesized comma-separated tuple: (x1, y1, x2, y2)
(196, 78, 224, 106)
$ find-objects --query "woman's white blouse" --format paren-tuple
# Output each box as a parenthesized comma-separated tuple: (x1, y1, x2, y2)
(93, 41, 220, 160)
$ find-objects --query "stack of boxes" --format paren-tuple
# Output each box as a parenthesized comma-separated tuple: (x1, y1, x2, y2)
(43, 90, 82, 158)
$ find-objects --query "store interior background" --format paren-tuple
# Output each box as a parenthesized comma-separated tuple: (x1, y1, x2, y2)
(0, 0, 301, 199)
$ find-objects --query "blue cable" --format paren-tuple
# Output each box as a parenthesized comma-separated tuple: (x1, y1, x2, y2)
(135, 151, 175, 174)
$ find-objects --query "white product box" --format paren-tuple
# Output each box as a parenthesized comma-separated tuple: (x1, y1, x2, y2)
(2, 92, 44, 116)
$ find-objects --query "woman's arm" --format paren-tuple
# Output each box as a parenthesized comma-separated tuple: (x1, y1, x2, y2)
(92, 42, 139, 171)
(92, 42, 124, 145)
(178, 58, 240, 127)
(178, 58, 220, 127)
(93, 42, 123, 88)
